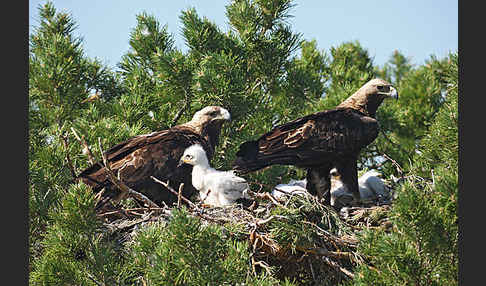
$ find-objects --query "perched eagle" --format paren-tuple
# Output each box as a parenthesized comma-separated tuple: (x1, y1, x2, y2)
(76, 106, 231, 207)
(232, 78, 398, 205)
(179, 144, 250, 207)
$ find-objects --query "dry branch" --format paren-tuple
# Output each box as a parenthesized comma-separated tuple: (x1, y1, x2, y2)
(171, 88, 191, 126)
(71, 127, 97, 165)
(59, 131, 77, 178)
(97, 138, 159, 209)
(382, 152, 404, 176)
(86, 271, 103, 286)
(99, 207, 170, 218)
(323, 256, 355, 279)
(247, 190, 284, 207)
(177, 183, 184, 208)
(150, 176, 196, 209)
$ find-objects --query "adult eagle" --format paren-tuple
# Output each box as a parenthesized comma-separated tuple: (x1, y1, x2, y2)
(232, 78, 398, 205)
(76, 106, 231, 207)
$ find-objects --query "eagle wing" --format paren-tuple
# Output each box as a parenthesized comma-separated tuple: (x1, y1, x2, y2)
(77, 126, 212, 192)
(233, 108, 379, 172)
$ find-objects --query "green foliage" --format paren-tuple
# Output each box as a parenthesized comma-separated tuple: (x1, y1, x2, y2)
(124, 208, 282, 285)
(349, 52, 458, 286)
(375, 50, 413, 84)
(29, 2, 121, 126)
(417, 53, 458, 172)
(28, 3, 125, 263)
(117, 12, 182, 130)
(30, 183, 123, 285)
(269, 195, 350, 254)
(372, 53, 451, 175)
(315, 40, 374, 111)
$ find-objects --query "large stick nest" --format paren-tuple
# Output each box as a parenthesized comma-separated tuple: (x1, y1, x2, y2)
(96, 182, 396, 285)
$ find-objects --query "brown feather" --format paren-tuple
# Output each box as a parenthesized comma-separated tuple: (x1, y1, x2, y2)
(235, 108, 377, 171)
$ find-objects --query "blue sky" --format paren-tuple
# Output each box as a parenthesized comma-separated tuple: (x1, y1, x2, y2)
(29, 0, 457, 70)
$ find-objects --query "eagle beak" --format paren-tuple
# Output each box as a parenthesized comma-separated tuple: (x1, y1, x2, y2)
(215, 108, 231, 122)
(224, 109, 231, 121)
(177, 159, 186, 168)
(389, 87, 398, 100)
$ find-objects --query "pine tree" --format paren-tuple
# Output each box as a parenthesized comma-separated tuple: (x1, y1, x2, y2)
(30, 183, 124, 285)
(28, 2, 122, 268)
(29, 1, 458, 285)
(369, 52, 450, 176)
(123, 208, 286, 285)
(348, 52, 458, 286)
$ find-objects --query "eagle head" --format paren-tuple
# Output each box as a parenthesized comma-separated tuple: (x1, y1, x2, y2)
(178, 144, 209, 167)
(191, 106, 231, 124)
(363, 78, 398, 101)
(337, 78, 398, 117)
(181, 106, 231, 154)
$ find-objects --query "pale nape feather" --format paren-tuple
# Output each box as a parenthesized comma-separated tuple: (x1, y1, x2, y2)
(180, 144, 250, 207)
(180, 106, 231, 135)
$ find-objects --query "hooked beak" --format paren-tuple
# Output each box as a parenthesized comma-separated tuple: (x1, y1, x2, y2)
(389, 86, 398, 100)
(214, 108, 231, 122)
(378, 86, 399, 100)
(177, 159, 187, 168)
(222, 108, 231, 121)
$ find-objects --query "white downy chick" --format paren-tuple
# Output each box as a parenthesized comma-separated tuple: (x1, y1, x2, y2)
(180, 144, 250, 207)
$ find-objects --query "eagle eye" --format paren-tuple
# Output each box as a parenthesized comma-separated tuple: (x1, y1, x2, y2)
(377, 85, 390, 92)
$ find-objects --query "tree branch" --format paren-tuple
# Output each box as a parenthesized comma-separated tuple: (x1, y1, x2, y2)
(97, 138, 159, 209)
(71, 127, 97, 165)
(171, 89, 190, 126)
(177, 183, 184, 208)
(150, 176, 196, 209)
(381, 153, 404, 176)
(322, 256, 355, 279)
(379, 129, 413, 164)
(59, 130, 77, 179)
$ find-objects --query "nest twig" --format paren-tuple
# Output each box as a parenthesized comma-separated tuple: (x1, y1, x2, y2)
(151, 176, 196, 209)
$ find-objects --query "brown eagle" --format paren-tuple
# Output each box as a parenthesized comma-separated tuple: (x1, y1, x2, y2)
(76, 106, 231, 207)
(232, 78, 398, 205)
